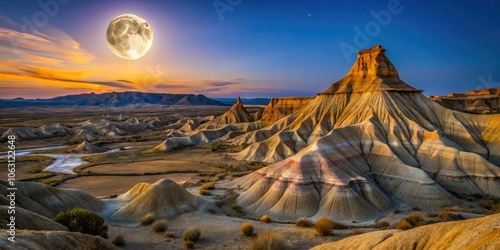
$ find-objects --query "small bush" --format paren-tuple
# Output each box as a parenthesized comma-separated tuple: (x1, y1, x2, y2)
(184, 240, 194, 248)
(260, 215, 271, 223)
(406, 213, 425, 227)
(164, 231, 176, 238)
(112, 235, 125, 246)
(182, 227, 201, 242)
(439, 209, 463, 221)
(295, 217, 313, 228)
(54, 208, 108, 238)
(231, 204, 241, 210)
(241, 222, 254, 236)
(374, 220, 391, 229)
(250, 232, 286, 250)
(411, 206, 420, 211)
(395, 219, 412, 230)
(480, 199, 493, 210)
(315, 217, 334, 236)
(141, 213, 156, 225)
(152, 219, 168, 232)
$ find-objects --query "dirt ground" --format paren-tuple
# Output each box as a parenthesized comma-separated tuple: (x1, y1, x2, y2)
(0, 106, 494, 249)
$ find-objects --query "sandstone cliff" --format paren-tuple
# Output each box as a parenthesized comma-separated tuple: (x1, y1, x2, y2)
(260, 97, 313, 125)
(430, 88, 500, 114)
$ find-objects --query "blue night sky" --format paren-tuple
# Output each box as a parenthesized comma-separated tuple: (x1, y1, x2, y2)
(0, 0, 499, 98)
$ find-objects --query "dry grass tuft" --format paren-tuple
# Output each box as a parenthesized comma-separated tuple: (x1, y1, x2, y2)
(164, 231, 176, 238)
(199, 190, 212, 196)
(112, 235, 125, 246)
(141, 213, 156, 225)
(260, 215, 271, 223)
(184, 240, 194, 248)
(295, 217, 313, 228)
(199, 181, 216, 196)
(406, 212, 425, 227)
(315, 217, 334, 236)
(439, 209, 464, 221)
(182, 227, 201, 242)
(395, 219, 412, 230)
(152, 219, 168, 232)
(250, 232, 286, 250)
(241, 222, 254, 236)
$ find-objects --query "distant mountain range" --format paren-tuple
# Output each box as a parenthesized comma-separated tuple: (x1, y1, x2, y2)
(0, 92, 228, 108)
(213, 98, 271, 105)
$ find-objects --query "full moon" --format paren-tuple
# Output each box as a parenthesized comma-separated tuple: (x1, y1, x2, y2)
(106, 14, 153, 60)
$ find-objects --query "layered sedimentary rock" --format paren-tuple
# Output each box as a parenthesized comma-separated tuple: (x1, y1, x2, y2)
(0, 230, 117, 250)
(151, 97, 261, 152)
(0, 206, 67, 231)
(71, 141, 102, 153)
(312, 213, 500, 250)
(430, 88, 500, 114)
(229, 45, 500, 222)
(108, 179, 206, 223)
(260, 97, 313, 125)
(197, 97, 254, 130)
(0, 181, 104, 219)
(0, 124, 71, 142)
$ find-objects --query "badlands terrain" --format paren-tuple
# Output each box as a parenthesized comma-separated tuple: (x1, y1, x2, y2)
(1, 45, 499, 249)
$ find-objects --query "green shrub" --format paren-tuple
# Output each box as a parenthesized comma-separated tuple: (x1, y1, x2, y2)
(152, 219, 168, 232)
(241, 222, 254, 236)
(112, 235, 125, 246)
(250, 232, 286, 250)
(182, 227, 201, 242)
(315, 217, 334, 236)
(295, 217, 313, 228)
(260, 215, 271, 223)
(54, 208, 108, 238)
(141, 213, 156, 225)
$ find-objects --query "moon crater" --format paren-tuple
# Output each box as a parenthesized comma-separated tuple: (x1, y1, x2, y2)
(106, 14, 153, 60)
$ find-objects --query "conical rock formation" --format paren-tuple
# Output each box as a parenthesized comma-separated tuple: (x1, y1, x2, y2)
(198, 97, 254, 130)
(151, 97, 260, 152)
(229, 45, 500, 222)
(71, 141, 101, 153)
(108, 179, 206, 223)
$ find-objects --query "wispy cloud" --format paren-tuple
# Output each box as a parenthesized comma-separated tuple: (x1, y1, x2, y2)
(0, 16, 94, 66)
(0, 16, 138, 97)
(207, 81, 240, 87)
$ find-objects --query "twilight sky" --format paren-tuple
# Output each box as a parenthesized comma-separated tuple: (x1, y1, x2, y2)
(0, 0, 499, 99)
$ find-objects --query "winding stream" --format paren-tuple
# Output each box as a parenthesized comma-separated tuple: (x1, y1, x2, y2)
(2, 146, 125, 175)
